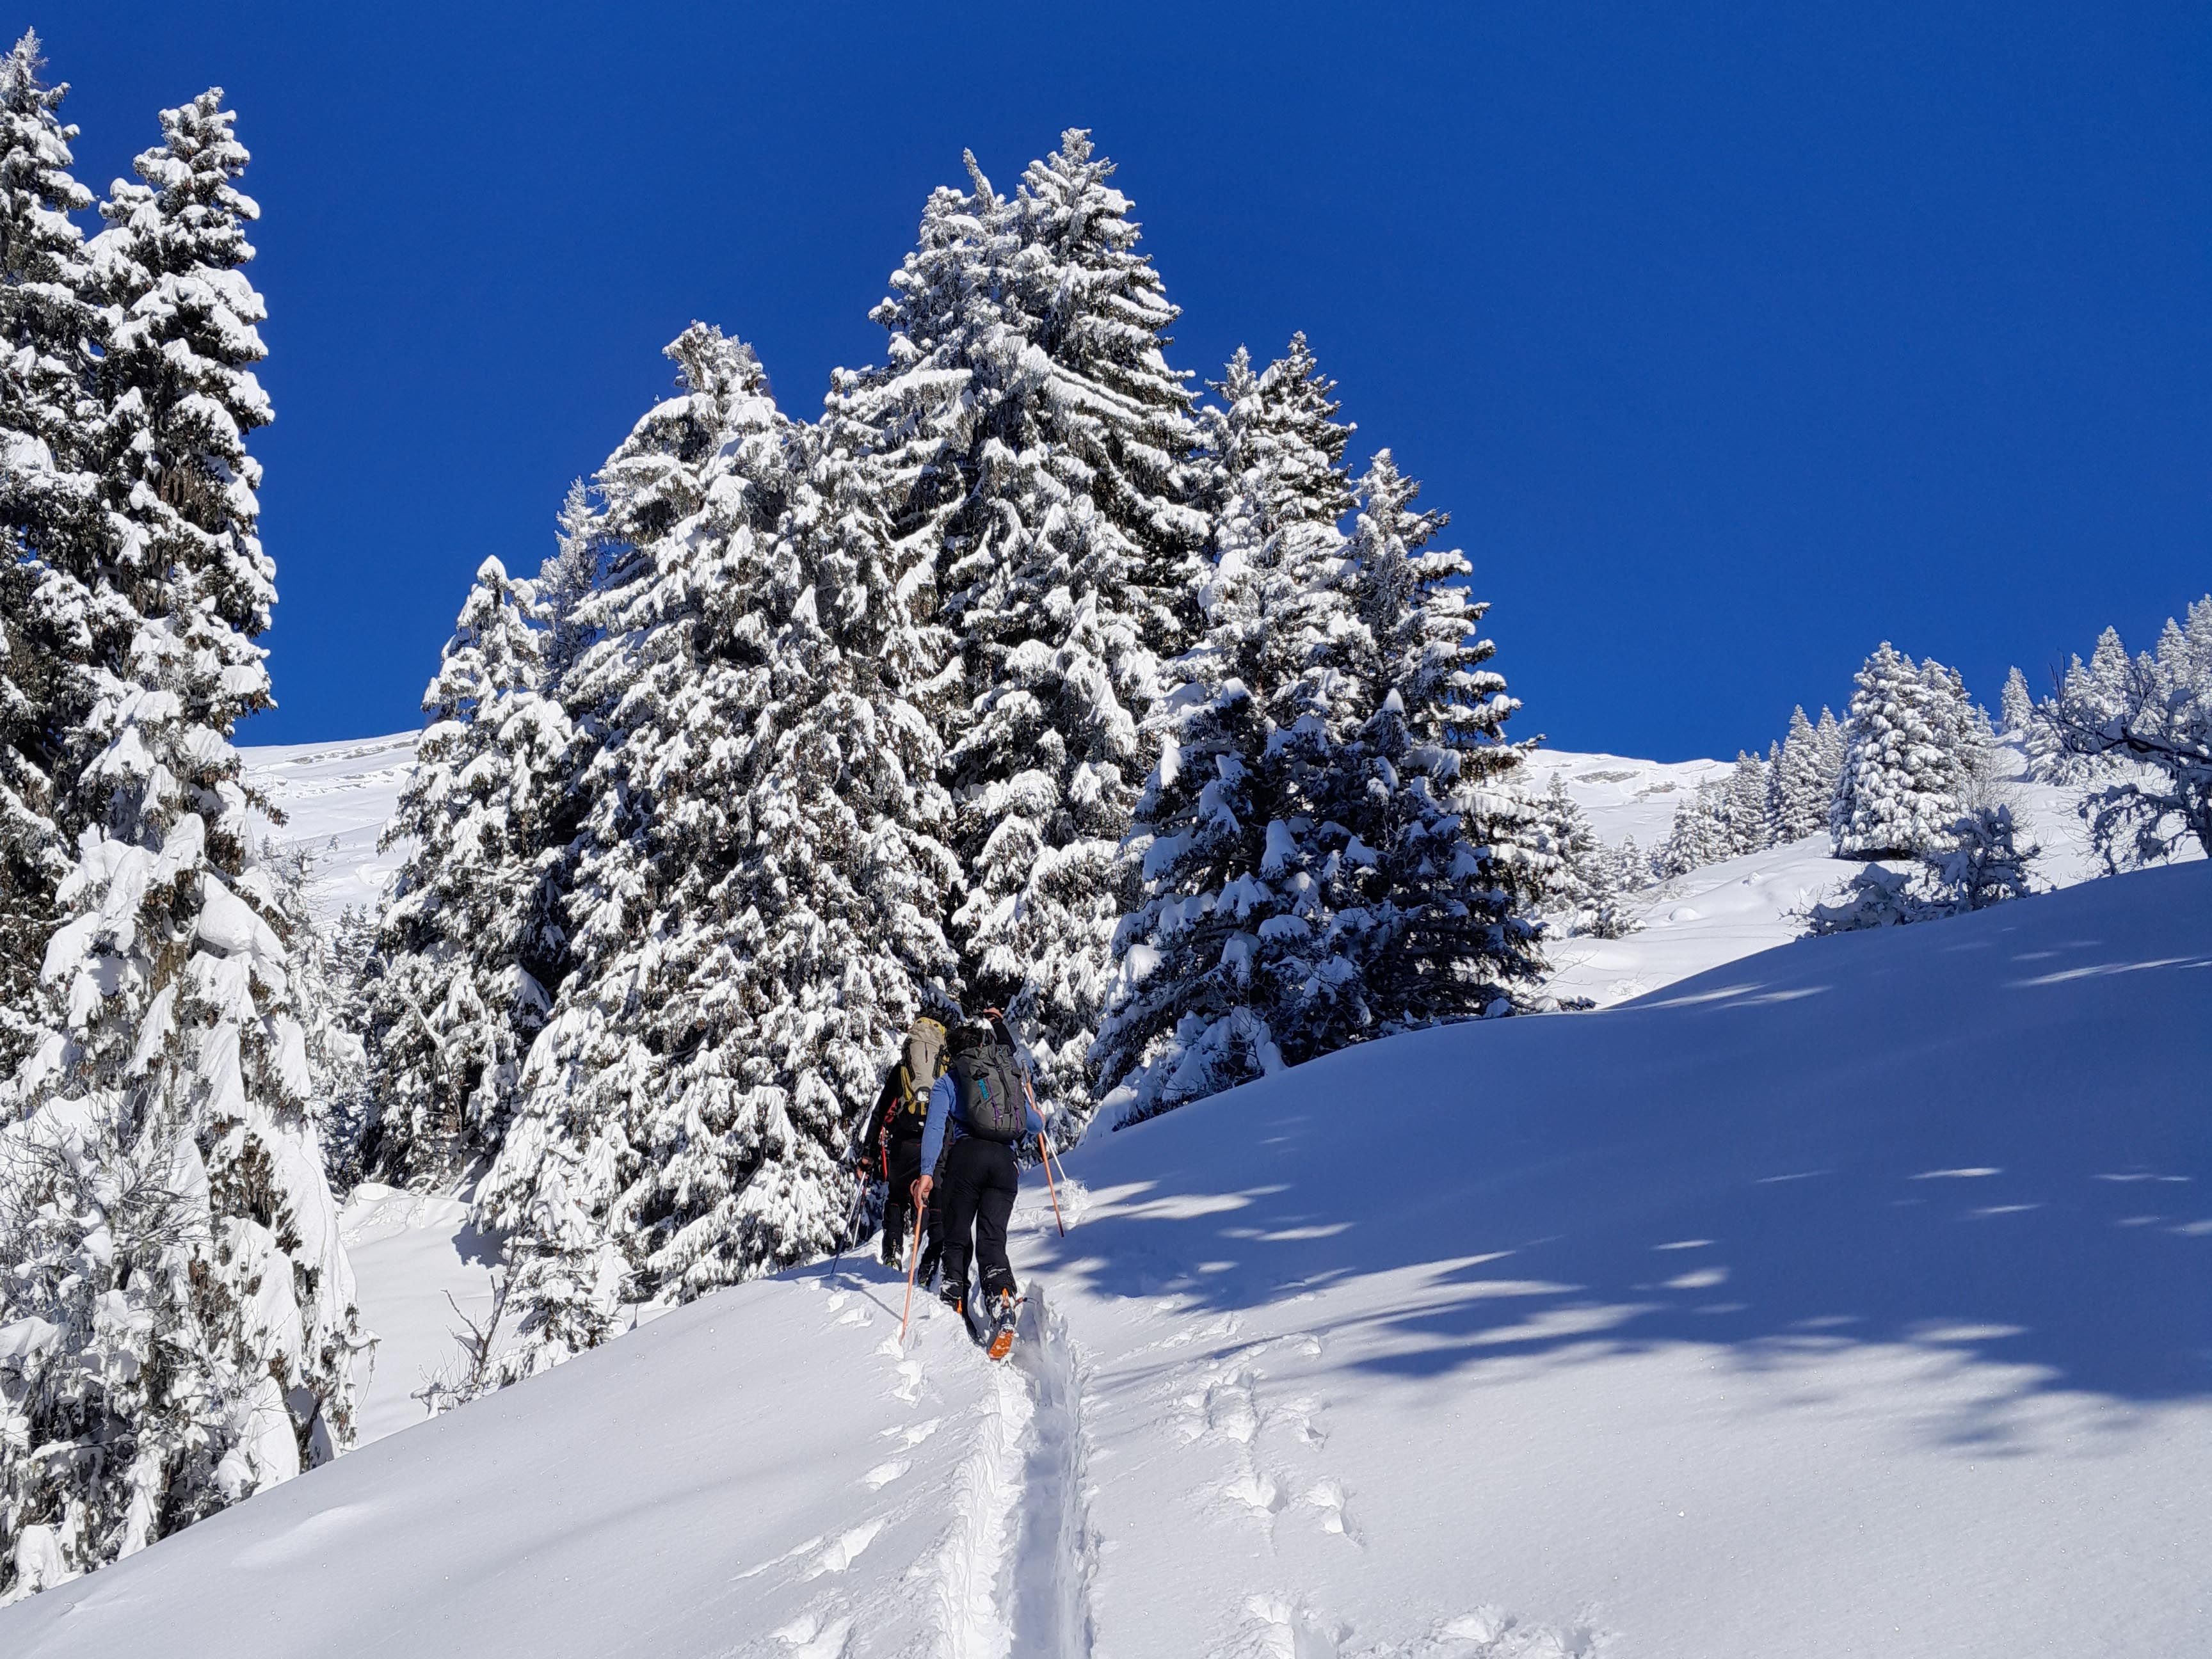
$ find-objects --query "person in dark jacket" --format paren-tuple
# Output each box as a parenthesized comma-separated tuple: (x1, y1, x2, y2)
(915, 1014, 1043, 1349)
(854, 1027, 945, 1276)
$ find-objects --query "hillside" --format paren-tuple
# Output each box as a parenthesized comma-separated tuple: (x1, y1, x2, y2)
(247, 732, 2153, 1009)
(6, 853, 2205, 1658)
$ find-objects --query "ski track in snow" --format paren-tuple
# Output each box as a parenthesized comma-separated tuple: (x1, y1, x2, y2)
(918, 1288, 1096, 1659)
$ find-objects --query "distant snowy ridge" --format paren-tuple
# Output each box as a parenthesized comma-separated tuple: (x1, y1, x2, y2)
(247, 729, 2160, 1014)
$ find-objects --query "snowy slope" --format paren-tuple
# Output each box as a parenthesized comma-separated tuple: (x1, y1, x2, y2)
(1518, 747, 1731, 853)
(339, 1184, 502, 1445)
(240, 730, 418, 922)
(1530, 740, 2183, 1008)
(8, 860, 2207, 1658)
(239, 730, 2165, 1016)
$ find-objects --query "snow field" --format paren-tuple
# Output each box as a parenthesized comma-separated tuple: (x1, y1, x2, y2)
(39, 739, 2196, 1657)
(337, 1183, 501, 1444)
(1019, 863, 2210, 1656)
(1528, 738, 2187, 1007)
(239, 732, 418, 922)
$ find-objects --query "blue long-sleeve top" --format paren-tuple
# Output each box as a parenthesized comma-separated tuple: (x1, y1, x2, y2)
(919, 1070, 1043, 1171)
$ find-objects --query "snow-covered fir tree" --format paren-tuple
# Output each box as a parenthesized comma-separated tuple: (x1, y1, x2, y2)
(0, 31, 100, 1077)
(483, 324, 799, 1377)
(614, 377, 964, 1309)
(1293, 450, 1545, 1037)
(1920, 658, 1995, 811)
(1656, 777, 1732, 875)
(1090, 337, 1362, 1119)
(0, 90, 360, 1602)
(359, 557, 572, 1189)
(537, 479, 601, 691)
(1724, 749, 1770, 856)
(1525, 774, 1636, 939)
(316, 904, 378, 1185)
(1611, 835, 1652, 895)
(2023, 669, 2077, 783)
(2082, 626, 2136, 726)
(1814, 704, 1845, 796)
(1830, 644, 1971, 858)
(915, 134, 1210, 1132)
(1770, 706, 1831, 841)
(1998, 666, 2035, 738)
(255, 844, 366, 1147)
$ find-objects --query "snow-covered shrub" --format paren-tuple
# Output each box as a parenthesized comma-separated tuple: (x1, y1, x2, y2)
(2038, 598, 2212, 868)
(1807, 805, 2040, 934)
(1919, 805, 2040, 912)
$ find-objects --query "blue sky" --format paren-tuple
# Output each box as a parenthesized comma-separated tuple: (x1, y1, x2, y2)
(39, 3, 2212, 761)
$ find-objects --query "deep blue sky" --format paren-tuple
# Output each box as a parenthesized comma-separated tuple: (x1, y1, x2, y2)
(38, 3, 2212, 761)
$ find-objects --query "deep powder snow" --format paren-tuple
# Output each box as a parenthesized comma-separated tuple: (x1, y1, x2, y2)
(4, 853, 2206, 1657)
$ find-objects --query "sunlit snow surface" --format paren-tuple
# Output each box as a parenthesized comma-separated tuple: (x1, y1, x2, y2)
(1523, 744, 2173, 1008)
(5, 847, 2206, 1656)
(246, 731, 2163, 1012)
(239, 731, 418, 923)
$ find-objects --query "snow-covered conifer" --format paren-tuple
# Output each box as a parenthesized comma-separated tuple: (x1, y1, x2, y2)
(1999, 666, 2035, 738)
(483, 324, 794, 1377)
(1611, 835, 1652, 897)
(1770, 707, 1830, 842)
(2047, 601, 2212, 866)
(1724, 749, 1770, 855)
(0, 93, 360, 1601)
(1814, 705, 1845, 796)
(1002, 129, 1210, 668)
(1526, 774, 1636, 939)
(1656, 777, 1731, 876)
(1920, 658, 1994, 812)
(537, 479, 600, 691)
(2083, 627, 2135, 725)
(1830, 644, 1967, 858)
(614, 379, 963, 1306)
(886, 133, 1210, 1129)
(360, 558, 572, 1189)
(1093, 338, 1363, 1119)
(1300, 450, 1545, 1034)
(0, 32, 100, 1074)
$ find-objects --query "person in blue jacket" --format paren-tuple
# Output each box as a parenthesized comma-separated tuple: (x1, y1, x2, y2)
(913, 1013, 1043, 1348)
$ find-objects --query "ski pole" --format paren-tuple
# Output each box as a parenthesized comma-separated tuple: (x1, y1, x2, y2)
(1011, 1055, 1069, 1238)
(895, 1193, 926, 1345)
(828, 1174, 869, 1272)
(1036, 1132, 1067, 1237)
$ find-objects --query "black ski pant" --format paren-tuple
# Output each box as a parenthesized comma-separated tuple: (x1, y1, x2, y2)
(884, 1138, 938, 1269)
(940, 1135, 1020, 1303)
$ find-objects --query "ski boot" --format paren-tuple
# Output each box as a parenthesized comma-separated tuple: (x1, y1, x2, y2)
(984, 1290, 1022, 1361)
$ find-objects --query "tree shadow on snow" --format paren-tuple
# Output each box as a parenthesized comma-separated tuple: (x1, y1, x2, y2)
(1036, 863, 2212, 1418)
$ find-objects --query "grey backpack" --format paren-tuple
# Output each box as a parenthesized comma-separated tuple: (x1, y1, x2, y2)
(895, 1017, 949, 1123)
(949, 1041, 1030, 1143)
